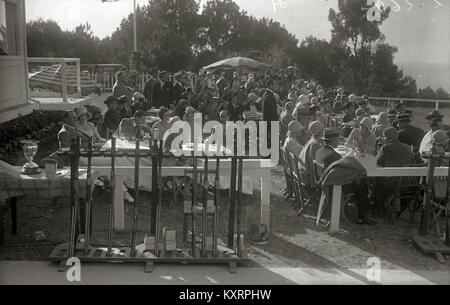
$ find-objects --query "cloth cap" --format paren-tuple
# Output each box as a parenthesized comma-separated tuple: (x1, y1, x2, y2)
(376, 112, 389, 124)
(309, 121, 325, 136)
(320, 128, 341, 141)
(360, 117, 373, 130)
(383, 126, 399, 140)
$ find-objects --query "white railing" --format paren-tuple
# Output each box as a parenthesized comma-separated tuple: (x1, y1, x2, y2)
(27, 57, 82, 103)
(89, 72, 153, 92)
(369, 96, 450, 110)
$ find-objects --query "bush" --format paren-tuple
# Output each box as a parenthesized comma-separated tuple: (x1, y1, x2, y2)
(0, 110, 62, 163)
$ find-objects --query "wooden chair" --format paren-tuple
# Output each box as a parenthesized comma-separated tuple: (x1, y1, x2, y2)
(280, 147, 295, 201)
(385, 163, 425, 225)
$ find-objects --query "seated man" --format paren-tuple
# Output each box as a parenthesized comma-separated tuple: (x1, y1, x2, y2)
(116, 110, 152, 141)
(283, 120, 305, 157)
(44, 110, 88, 167)
(345, 117, 377, 154)
(397, 113, 425, 161)
(419, 111, 444, 159)
(299, 121, 325, 187)
(374, 127, 415, 217)
(58, 110, 89, 149)
(316, 128, 373, 225)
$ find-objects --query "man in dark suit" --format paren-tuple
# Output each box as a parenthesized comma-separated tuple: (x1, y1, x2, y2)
(397, 113, 425, 157)
(117, 110, 152, 141)
(152, 71, 173, 108)
(103, 95, 122, 136)
(315, 128, 373, 225)
(374, 127, 415, 217)
(113, 71, 132, 105)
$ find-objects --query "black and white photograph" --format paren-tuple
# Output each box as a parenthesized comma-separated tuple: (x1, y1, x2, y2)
(0, 0, 449, 289)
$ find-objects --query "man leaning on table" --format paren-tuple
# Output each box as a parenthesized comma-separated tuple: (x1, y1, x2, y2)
(116, 110, 152, 141)
(315, 128, 373, 225)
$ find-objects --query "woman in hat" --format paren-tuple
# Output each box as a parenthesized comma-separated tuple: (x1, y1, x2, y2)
(74, 106, 107, 144)
(372, 112, 391, 139)
(152, 107, 172, 141)
(345, 117, 377, 154)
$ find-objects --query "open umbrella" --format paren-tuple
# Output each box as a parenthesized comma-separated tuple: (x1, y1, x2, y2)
(200, 57, 271, 73)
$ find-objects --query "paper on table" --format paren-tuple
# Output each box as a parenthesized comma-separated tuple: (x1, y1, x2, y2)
(0, 160, 21, 178)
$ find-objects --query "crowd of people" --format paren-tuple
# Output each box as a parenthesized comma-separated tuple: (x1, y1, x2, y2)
(50, 66, 449, 223)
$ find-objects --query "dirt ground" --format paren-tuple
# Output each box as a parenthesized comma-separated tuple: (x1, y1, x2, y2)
(1, 104, 450, 277)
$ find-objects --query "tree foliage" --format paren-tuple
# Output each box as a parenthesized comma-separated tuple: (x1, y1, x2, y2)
(25, 0, 436, 98)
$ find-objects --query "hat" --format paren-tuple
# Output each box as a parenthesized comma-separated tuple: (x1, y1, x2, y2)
(309, 121, 325, 136)
(297, 94, 310, 106)
(431, 130, 449, 146)
(387, 107, 397, 117)
(425, 110, 444, 121)
(117, 95, 128, 104)
(360, 117, 373, 130)
(288, 120, 303, 134)
(132, 92, 145, 102)
(396, 113, 411, 122)
(355, 108, 366, 117)
(104, 95, 118, 105)
(348, 94, 357, 102)
(342, 114, 356, 126)
(320, 128, 341, 141)
(357, 99, 368, 107)
(247, 93, 258, 103)
(74, 106, 92, 119)
(376, 112, 389, 124)
(284, 101, 295, 111)
(383, 126, 399, 140)
(293, 106, 311, 118)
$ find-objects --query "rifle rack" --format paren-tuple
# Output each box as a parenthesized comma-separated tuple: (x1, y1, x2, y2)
(412, 153, 450, 263)
(49, 137, 250, 273)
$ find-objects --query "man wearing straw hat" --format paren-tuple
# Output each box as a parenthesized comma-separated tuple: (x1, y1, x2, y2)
(419, 110, 444, 157)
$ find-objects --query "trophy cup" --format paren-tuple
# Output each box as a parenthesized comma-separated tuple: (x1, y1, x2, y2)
(21, 140, 40, 175)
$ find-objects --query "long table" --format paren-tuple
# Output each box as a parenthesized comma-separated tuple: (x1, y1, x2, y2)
(92, 158, 275, 232)
(328, 166, 449, 233)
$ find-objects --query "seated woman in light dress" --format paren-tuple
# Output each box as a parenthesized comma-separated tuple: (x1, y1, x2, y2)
(74, 106, 107, 145)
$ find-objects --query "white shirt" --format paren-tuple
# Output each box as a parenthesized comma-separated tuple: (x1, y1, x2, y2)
(419, 130, 433, 155)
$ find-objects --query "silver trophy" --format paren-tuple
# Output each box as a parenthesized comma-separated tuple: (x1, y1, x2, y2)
(21, 140, 40, 174)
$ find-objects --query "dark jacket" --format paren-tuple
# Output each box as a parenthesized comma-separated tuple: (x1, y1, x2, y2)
(103, 109, 122, 131)
(320, 156, 367, 187)
(398, 124, 425, 152)
(152, 81, 173, 108)
(315, 144, 342, 169)
(376, 140, 415, 167)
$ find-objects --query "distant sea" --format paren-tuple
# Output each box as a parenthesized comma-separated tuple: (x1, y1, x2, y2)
(398, 61, 450, 91)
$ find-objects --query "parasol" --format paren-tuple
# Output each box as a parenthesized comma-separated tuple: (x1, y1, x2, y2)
(200, 57, 271, 73)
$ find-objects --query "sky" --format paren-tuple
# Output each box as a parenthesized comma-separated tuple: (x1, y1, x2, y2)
(24, 0, 450, 90)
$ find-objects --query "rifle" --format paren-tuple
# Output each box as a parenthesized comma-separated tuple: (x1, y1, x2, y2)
(84, 137, 93, 254)
(130, 129, 140, 257)
(107, 137, 116, 256)
(68, 137, 81, 258)
(201, 156, 209, 257)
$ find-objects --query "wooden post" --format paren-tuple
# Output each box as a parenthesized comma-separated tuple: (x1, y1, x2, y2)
(76, 59, 82, 97)
(419, 155, 435, 236)
(61, 62, 68, 103)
